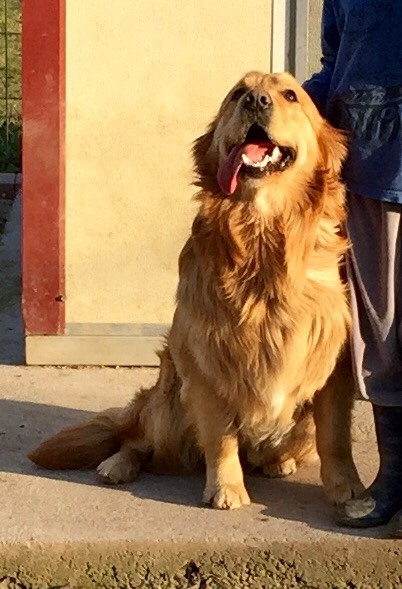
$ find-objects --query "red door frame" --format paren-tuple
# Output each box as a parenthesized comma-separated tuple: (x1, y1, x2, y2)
(22, 0, 66, 335)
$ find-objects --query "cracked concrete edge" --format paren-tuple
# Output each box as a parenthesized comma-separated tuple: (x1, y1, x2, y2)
(0, 540, 401, 589)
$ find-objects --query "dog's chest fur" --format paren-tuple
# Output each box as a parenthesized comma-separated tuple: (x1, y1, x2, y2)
(173, 199, 349, 443)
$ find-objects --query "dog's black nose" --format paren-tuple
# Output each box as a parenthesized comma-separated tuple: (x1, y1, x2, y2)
(243, 89, 272, 111)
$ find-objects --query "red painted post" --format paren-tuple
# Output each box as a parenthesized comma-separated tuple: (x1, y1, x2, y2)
(21, 0, 66, 334)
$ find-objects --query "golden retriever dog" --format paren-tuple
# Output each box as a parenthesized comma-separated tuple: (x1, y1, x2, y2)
(29, 72, 364, 510)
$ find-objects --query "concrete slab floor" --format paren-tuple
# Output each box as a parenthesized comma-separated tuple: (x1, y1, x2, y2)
(1, 364, 401, 589)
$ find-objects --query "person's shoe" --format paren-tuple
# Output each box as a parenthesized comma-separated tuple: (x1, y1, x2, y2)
(387, 509, 402, 538)
(335, 405, 402, 529)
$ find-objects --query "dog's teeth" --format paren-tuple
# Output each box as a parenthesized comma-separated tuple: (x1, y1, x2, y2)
(272, 146, 282, 162)
(242, 153, 269, 168)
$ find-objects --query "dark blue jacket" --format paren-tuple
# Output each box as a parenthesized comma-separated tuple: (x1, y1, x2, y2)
(303, 0, 402, 203)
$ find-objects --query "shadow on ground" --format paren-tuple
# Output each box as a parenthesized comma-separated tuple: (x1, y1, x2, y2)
(0, 193, 24, 364)
(0, 396, 380, 539)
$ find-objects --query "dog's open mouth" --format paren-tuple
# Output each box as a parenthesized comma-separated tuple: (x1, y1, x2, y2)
(217, 124, 296, 195)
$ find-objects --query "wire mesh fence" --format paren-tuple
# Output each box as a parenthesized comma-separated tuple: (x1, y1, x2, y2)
(0, 0, 21, 172)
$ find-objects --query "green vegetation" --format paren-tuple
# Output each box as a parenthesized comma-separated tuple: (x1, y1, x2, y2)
(0, 0, 21, 172)
(0, 116, 21, 172)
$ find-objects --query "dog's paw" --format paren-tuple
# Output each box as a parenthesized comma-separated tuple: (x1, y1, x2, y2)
(97, 451, 139, 485)
(263, 457, 297, 478)
(203, 483, 251, 510)
(322, 465, 365, 505)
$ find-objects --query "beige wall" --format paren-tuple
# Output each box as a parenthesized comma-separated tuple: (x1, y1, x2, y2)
(65, 0, 273, 325)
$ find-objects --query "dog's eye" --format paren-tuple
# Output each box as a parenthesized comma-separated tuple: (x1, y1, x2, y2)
(283, 89, 298, 102)
(230, 87, 246, 102)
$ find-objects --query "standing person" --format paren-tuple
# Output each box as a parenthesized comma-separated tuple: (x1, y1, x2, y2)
(303, 0, 402, 536)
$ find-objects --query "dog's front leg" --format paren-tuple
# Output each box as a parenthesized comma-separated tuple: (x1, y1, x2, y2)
(181, 380, 250, 510)
(313, 354, 364, 504)
(202, 431, 251, 510)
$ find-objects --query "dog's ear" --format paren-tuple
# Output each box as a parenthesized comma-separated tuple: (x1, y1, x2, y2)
(318, 122, 348, 177)
(192, 119, 218, 189)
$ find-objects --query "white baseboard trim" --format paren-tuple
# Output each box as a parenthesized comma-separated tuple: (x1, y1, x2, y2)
(25, 332, 165, 366)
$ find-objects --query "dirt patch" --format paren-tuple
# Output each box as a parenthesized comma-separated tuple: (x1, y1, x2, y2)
(1, 541, 401, 589)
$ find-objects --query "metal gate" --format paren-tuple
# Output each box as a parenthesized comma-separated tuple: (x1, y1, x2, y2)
(0, 0, 21, 172)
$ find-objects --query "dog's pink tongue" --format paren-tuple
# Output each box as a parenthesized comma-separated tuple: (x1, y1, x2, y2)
(217, 143, 269, 195)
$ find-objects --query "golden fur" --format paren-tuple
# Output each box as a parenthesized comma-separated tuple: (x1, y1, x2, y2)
(29, 72, 363, 509)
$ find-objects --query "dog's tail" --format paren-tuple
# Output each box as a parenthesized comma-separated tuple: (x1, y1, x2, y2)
(28, 407, 126, 470)
(28, 345, 181, 471)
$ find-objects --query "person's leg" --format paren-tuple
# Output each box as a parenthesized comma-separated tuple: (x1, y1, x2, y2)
(335, 192, 402, 529)
(387, 292, 402, 537)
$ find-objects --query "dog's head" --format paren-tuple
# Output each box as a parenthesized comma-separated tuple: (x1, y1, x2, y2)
(194, 72, 347, 207)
